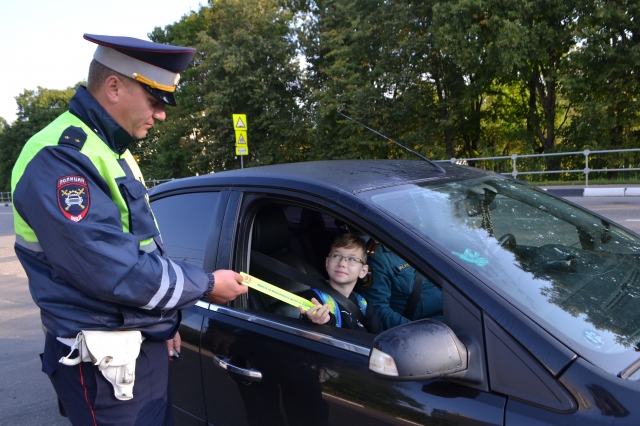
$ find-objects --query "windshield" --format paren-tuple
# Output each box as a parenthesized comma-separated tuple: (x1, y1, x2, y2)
(363, 176, 640, 377)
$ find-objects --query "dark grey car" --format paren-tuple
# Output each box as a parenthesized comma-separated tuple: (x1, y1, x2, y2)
(149, 160, 640, 425)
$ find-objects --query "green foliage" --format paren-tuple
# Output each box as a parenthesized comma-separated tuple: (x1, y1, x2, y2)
(564, 0, 640, 147)
(143, 0, 308, 178)
(300, 0, 453, 160)
(0, 86, 77, 191)
(433, 0, 580, 161)
(2, 1, 640, 183)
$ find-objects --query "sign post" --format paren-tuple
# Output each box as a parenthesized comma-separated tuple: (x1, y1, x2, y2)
(233, 114, 248, 169)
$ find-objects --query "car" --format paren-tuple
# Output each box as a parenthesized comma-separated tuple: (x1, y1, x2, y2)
(149, 159, 640, 426)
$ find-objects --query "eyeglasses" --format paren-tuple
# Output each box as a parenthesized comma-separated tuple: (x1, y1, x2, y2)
(327, 253, 365, 265)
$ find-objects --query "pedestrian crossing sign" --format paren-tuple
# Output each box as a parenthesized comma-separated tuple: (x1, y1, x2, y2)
(235, 131, 248, 145)
(233, 114, 247, 131)
(233, 114, 248, 156)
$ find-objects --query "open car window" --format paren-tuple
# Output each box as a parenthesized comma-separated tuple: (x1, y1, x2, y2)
(243, 201, 443, 338)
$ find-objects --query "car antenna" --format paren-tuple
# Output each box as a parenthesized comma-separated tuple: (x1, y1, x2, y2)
(337, 110, 445, 174)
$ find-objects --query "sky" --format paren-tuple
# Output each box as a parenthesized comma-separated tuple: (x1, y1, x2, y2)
(0, 0, 207, 124)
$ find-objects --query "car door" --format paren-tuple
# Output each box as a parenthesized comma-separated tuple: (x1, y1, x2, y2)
(198, 189, 507, 426)
(151, 188, 231, 426)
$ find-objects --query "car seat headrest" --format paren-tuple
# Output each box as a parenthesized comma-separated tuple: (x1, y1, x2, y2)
(252, 206, 289, 254)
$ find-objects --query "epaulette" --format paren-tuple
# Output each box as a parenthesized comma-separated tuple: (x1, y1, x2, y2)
(58, 126, 87, 150)
(366, 239, 379, 258)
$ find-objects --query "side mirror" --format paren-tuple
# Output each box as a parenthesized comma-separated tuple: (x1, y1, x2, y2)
(369, 319, 468, 381)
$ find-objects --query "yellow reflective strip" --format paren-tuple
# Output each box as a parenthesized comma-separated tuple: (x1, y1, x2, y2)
(240, 272, 315, 310)
(139, 240, 157, 253)
(131, 73, 176, 92)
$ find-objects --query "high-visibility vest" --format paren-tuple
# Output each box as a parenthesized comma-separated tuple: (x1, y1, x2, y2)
(11, 111, 158, 252)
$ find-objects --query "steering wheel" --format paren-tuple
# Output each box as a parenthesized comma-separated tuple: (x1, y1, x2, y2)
(497, 233, 516, 249)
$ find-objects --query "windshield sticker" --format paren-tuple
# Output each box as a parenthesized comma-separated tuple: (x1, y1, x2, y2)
(583, 330, 604, 348)
(452, 249, 488, 266)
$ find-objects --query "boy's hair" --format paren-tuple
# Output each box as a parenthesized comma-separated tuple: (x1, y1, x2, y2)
(329, 233, 367, 263)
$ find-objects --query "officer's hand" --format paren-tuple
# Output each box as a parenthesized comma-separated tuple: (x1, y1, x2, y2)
(206, 270, 248, 304)
(167, 331, 182, 361)
(299, 298, 330, 325)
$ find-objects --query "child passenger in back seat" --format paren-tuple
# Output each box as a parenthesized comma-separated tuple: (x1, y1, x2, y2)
(298, 233, 382, 334)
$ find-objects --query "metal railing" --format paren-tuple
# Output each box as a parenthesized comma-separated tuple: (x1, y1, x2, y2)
(436, 148, 640, 185)
(3, 149, 638, 200)
(145, 178, 174, 187)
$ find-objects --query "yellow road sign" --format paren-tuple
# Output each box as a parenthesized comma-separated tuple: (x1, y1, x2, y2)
(235, 131, 248, 145)
(233, 114, 247, 130)
(233, 114, 248, 156)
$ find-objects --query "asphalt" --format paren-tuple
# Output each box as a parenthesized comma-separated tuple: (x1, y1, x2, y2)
(0, 205, 70, 425)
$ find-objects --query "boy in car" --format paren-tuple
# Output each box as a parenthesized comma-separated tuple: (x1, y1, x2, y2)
(298, 234, 382, 333)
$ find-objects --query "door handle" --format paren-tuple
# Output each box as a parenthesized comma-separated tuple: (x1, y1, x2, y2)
(213, 355, 262, 382)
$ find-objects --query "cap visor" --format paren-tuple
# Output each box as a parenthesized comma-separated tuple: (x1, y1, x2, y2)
(142, 83, 177, 106)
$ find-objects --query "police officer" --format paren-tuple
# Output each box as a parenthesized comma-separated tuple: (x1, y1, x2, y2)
(360, 242, 443, 330)
(11, 34, 248, 425)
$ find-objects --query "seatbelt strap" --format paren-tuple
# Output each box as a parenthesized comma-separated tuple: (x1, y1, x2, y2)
(403, 272, 423, 319)
(251, 250, 366, 325)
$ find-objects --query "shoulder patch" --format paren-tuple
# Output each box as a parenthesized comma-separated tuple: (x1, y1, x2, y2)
(58, 126, 87, 150)
(57, 175, 90, 222)
(395, 262, 411, 272)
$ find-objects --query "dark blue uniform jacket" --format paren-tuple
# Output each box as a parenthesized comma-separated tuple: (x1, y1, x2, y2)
(13, 87, 210, 341)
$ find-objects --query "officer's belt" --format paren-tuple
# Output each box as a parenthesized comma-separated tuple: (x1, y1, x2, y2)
(15, 235, 157, 253)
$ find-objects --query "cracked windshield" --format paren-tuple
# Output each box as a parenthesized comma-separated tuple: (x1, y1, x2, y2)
(366, 177, 640, 375)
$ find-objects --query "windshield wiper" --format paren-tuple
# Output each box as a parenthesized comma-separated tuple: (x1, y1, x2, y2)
(601, 268, 639, 312)
(620, 356, 640, 380)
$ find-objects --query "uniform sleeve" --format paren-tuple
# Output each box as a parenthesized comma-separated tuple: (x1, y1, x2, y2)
(13, 145, 209, 312)
(361, 252, 411, 330)
(418, 278, 444, 320)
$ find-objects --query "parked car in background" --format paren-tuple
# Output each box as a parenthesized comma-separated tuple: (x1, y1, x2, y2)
(149, 159, 640, 425)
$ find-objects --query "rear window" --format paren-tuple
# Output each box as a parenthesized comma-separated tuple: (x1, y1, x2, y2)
(151, 192, 220, 266)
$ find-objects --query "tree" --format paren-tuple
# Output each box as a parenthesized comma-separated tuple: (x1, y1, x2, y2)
(0, 86, 77, 191)
(108, 0, 640, 180)
(433, 0, 579, 167)
(563, 0, 640, 178)
(300, 0, 449, 160)
(144, 0, 307, 178)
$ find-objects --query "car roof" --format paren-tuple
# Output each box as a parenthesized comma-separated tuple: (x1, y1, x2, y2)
(150, 159, 489, 195)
